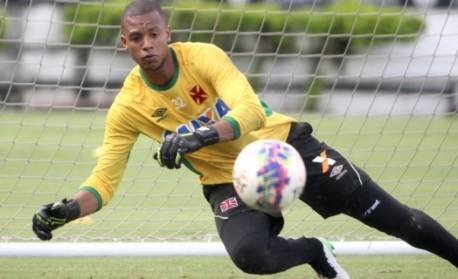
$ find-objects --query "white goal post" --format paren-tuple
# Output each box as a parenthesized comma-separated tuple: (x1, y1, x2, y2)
(0, 241, 427, 256)
(0, 0, 457, 257)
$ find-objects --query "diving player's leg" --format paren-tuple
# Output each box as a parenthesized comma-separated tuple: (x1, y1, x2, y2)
(218, 209, 319, 274)
(202, 183, 349, 278)
(287, 121, 457, 267)
(344, 178, 458, 267)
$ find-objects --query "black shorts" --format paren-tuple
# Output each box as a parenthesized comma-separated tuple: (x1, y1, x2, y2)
(202, 183, 285, 238)
(203, 121, 372, 231)
(286, 122, 370, 218)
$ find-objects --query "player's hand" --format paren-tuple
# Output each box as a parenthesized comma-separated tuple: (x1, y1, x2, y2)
(32, 199, 80, 241)
(154, 126, 219, 169)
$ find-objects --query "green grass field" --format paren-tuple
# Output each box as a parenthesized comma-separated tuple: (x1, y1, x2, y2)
(0, 110, 457, 277)
(0, 255, 456, 278)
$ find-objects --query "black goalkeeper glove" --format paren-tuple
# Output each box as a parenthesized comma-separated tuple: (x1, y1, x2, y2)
(154, 126, 219, 169)
(32, 198, 80, 241)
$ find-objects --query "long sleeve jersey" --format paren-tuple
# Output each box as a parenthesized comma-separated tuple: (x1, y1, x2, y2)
(81, 42, 294, 208)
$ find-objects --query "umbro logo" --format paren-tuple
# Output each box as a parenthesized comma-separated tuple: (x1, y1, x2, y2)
(152, 107, 167, 122)
(329, 164, 348, 180)
(330, 165, 344, 178)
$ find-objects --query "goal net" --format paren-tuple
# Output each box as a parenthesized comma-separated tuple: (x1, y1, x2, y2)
(0, 0, 457, 255)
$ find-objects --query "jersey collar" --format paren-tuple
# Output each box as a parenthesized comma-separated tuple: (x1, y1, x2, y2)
(140, 48, 179, 92)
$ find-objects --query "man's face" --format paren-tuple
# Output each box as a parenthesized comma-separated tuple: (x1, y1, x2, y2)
(121, 10, 171, 71)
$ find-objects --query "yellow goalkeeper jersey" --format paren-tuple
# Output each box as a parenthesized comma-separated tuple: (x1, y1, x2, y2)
(82, 42, 294, 208)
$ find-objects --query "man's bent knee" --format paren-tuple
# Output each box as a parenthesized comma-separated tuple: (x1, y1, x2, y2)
(228, 235, 277, 274)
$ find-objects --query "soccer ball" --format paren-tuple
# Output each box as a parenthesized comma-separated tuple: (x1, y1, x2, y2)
(233, 139, 306, 214)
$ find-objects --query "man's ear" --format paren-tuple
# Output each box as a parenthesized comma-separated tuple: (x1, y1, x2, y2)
(120, 34, 127, 47)
(166, 26, 172, 43)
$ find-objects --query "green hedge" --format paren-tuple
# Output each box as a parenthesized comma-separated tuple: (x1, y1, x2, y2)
(0, 11, 6, 44)
(63, 1, 124, 45)
(324, 0, 424, 45)
(62, 0, 425, 51)
(167, 0, 424, 52)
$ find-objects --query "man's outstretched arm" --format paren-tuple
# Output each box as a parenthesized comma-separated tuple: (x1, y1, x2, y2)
(32, 189, 99, 241)
(74, 189, 100, 217)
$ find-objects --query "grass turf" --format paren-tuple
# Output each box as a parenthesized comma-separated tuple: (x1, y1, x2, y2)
(0, 255, 457, 279)
(1, 111, 456, 241)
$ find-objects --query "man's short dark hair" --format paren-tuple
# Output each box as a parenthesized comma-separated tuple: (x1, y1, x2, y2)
(122, 0, 166, 27)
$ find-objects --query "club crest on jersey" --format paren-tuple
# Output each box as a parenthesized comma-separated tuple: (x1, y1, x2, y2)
(190, 85, 208, 104)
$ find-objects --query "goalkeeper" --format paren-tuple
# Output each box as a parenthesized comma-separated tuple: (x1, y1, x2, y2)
(33, 0, 458, 278)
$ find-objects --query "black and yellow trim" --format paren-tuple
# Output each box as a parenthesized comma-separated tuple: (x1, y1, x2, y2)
(222, 115, 241, 139)
(140, 48, 179, 92)
(80, 186, 103, 211)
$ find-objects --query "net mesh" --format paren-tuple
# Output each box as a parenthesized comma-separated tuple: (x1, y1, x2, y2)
(0, 0, 457, 242)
